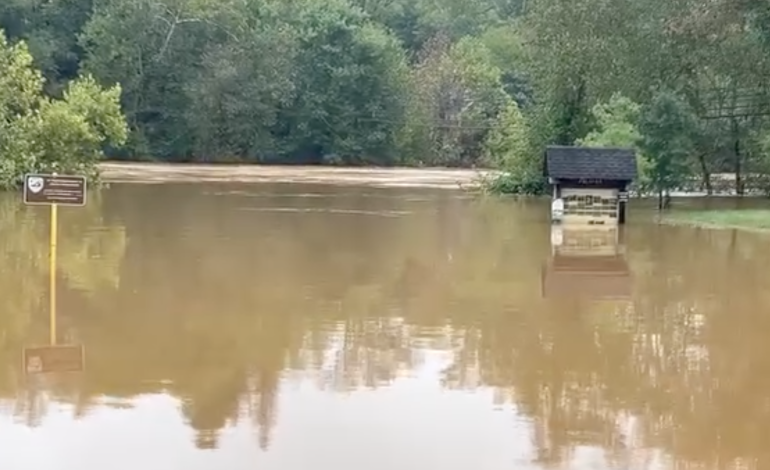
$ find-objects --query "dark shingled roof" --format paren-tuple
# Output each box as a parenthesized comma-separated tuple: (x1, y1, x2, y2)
(544, 146, 637, 181)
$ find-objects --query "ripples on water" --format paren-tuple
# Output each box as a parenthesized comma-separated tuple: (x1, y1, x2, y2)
(1, 183, 770, 470)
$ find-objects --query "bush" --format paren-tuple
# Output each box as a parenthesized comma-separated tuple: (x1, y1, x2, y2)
(479, 171, 547, 195)
(0, 33, 127, 189)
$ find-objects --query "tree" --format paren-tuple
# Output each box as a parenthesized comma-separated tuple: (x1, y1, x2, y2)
(0, 0, 93, 93)
(480, 99, 545, 194)
(578, 94, 641, 148)
(517, 0, 641, 146)
(478, 25, 533, 109)
(273, 0, 411, 165)
(181, 1, 299, 161)
(637, 91, 698, 209)
(78, 0, 223, 158)
(483, 100, 531, 169)
(403, 34, 508, 166)
(578, 93, 651, 192)
(0, 31, 127, 188)
(5, 0, 770, 182)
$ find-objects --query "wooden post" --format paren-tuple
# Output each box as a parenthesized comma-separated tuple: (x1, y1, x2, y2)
(618, 200, 626, 224)
(618, 188, 628, 224)
(49, 194, 58, 345)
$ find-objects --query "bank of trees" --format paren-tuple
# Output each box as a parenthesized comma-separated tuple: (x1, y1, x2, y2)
(0, 32, 127, 188)
(2, 0, 770, 193)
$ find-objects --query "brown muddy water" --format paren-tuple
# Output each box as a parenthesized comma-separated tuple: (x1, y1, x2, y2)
(2, 183, 770, 470)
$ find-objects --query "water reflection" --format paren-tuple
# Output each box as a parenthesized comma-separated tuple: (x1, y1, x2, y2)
(543, 226, 632, 299)
(1, 185, 770, 469)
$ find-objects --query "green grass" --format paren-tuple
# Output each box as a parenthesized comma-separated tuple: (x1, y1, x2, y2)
(663, 209, 770, 231)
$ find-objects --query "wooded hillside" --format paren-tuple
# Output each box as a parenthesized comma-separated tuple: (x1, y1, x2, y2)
(2, 0, 770, 193)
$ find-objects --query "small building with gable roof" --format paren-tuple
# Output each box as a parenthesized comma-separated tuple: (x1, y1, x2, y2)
(544, 146, 637, 225)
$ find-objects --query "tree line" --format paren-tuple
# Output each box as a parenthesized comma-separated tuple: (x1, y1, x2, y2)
(2, 0, 770, 194)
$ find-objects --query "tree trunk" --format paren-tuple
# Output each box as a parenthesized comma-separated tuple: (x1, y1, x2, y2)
(735, 137, 744, 196)
(731, 118, 744, 196)
(697, 153, 712, 195)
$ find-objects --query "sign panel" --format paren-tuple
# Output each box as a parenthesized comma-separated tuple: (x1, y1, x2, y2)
(577, 178, 606, 185)
(23, 174, 86, 206)
(23, 345, 85, 375)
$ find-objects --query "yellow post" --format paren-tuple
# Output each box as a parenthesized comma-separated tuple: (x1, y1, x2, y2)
(49, 202, 58, 345)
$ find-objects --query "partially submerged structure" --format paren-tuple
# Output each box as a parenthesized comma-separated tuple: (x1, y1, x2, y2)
(542, 226, 632, 300)
(544, 146, 637, 225)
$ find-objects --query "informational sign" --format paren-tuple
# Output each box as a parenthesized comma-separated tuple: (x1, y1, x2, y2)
(619, 191, 629, 202)
(23, 345, 85, 375)
(23, 174, 86, 206)
(577, 178, 605, 185)
(21, 175, 88, 350)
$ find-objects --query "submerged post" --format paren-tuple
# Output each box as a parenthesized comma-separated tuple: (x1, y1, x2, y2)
(22, 173, 87, 345)
(22, 172, 88, 376)
(50, 199, 58, 344)
(618, 189, 628, 224)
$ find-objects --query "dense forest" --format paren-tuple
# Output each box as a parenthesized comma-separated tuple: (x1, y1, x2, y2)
(2, 0, 770, 193)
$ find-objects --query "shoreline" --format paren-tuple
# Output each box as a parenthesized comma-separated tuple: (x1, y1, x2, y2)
(660, 209, 770, 232)
(98, 162, 493, 189)
(98, 162, 769, 198)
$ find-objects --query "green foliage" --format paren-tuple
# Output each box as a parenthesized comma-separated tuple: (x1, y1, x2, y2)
(478, 25, 532, 108)
(479, 171, 547, 196)
(0, 31, 128, 188)
(664, 209, 770, 231)
(400, 34, 509, 166)
(479, 100, 546, 195)
(637, 91, 698, 197)
(3, 0, 770, 194)
(578, 94, 641, 148)
(0, 0, 92, 93)
(483, 100, 531, 168)
(577, 93, 653, 192)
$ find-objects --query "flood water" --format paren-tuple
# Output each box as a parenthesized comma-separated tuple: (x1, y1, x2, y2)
(2, 183, 770, 470)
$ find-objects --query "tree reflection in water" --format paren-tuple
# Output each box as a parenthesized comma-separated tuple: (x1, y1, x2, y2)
(1, 185, 769, 469)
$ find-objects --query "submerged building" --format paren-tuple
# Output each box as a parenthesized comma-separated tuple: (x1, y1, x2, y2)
(544, 146, 637, 225)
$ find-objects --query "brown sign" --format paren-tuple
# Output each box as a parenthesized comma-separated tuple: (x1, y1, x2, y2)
(23, 344, 85, 375)
(23, 174, 87, 206)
